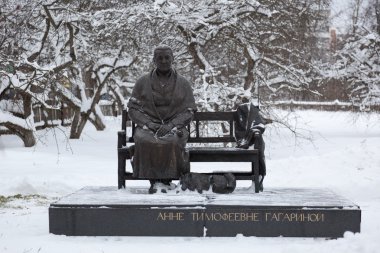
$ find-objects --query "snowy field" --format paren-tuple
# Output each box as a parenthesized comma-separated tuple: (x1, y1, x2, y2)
(1, 110, 380, 253)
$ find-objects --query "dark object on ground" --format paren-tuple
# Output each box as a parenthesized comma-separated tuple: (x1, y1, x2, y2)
(210, 173, 236, 194)
(180, 173, 211, 193)
(179, 172, 237, 194)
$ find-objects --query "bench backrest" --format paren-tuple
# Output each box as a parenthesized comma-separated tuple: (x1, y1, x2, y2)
(188, 111, 235, 143)
(122, 110, 236, 143)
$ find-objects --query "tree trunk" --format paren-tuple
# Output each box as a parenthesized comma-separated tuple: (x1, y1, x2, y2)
(3, 123, 36, 147)
(0, 91, 36, 146)
(69, 109, 105, 138)
(89, 110, 106, 131)
(352, 0, 363, 35)
(69, 109, 82, 139)
(18, 93, 36, 146)
(243, 46, 255, 91)
(109, 85, 125, 115)
(376, 0, 380, 35)
(18, 129, 36, 147)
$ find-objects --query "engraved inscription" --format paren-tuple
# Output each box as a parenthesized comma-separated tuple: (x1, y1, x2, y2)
(265, 212, 325, 222)
(156, 211, 325, 223)
(191, 212, 260, 222)
(157, 212, 185, 221)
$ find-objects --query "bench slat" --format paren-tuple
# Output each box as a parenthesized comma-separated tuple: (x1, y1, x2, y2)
(189, 147, 258, 162)
(187, 136, 236, 143)
(126, 111, 234, 121)
(123, 172, 254, 180)
(189, 154, 257, 162)
(193, 111, 234, 121)
(187, 147, 257, 152)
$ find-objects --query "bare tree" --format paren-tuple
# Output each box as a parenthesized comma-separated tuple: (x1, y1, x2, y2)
(1, 1, 139, 142)
(331, 0, 380, 109)
(2, 0, 341, 146)
(1, 0, 77, 146)
(134, 0, 330, 110)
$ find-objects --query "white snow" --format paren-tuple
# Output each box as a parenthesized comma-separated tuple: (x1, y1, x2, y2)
(1, 110, 380, 252)
(0, 110, 35, 131)
(54, 186, 358, 208)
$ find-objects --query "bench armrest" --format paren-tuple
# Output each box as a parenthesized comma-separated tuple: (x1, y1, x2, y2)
(253, 131, 262, 149)
(117, 130, 127, 148)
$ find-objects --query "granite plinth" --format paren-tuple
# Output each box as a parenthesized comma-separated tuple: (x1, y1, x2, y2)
(49, 187, 361, 237)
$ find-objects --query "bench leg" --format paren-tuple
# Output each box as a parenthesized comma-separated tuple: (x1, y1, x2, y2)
(118, 156, 126, 189)
(252, 156, 260, 193)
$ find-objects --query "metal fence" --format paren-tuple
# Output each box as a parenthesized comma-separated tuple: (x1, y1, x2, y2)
(269, 100, 380, 112)
(33, 105, 74, 129)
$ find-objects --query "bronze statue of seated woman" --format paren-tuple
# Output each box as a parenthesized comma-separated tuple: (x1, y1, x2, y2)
(127, 45, 196, 193)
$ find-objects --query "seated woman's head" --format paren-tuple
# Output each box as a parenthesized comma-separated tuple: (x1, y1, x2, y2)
(153, 45, 174, 73)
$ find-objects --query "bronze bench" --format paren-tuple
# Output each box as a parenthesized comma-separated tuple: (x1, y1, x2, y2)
(117, 109, 262, 193)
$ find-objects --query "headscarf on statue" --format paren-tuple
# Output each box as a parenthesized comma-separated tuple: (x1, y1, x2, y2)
(234, 102, 266, 149)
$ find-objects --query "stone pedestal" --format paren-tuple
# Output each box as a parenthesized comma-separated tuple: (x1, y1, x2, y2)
(49, 187, 361, 237)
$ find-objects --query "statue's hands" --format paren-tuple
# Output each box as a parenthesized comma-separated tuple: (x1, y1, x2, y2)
(156, 123, 174, 137)
(146, 122, 161, 132)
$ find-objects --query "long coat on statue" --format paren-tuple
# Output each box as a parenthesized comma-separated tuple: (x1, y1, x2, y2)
(127, 69, 196, 179)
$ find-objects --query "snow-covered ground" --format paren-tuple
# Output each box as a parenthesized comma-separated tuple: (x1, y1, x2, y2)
(1, 110, 380, 253)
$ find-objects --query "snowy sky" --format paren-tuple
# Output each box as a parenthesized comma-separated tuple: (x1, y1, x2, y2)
(330, 0, 373, 34)
(330, 0, 352, 33)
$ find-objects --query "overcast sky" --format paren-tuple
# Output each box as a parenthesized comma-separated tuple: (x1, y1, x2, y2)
(330, 0, 352, 33)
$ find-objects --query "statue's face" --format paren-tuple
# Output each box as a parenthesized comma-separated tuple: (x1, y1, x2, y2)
(154, 49, 173, 72)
